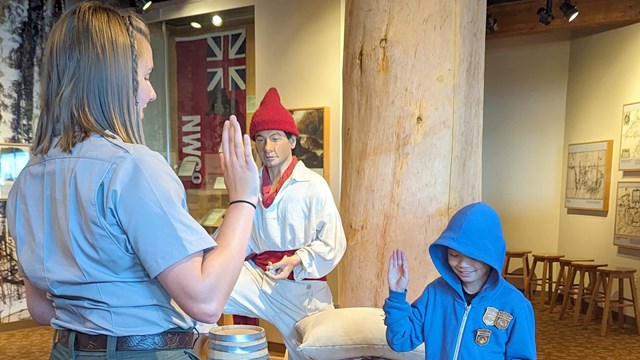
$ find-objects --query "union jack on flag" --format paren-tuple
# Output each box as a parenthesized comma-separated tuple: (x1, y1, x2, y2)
(175, 28, 248, 190)
(206, 29, 246, 91)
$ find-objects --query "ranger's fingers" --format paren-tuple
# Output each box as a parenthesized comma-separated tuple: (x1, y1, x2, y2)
(219, 152, 226, 173)
(243, 134, 253, 165)
(229, 116, 244, 160)
(221, 120, 231, 159)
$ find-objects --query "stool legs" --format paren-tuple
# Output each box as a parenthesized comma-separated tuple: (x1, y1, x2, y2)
(549, 263, 568, 314)
(584, 273, 601, 329)
(530, 256, 562, 305)
(573, 269, 590, 324)
(601, 273, 615, 336)
(529, 257, 539, 300)
(530, 258, 552, 304)
(584, 270, 640, 336)
(559, 266, 595, 323)
(503, 252, 531, 299)
(541, 260, 550, 304)
(617, 278, 625, 330)
(630, 274, 640, 335)
(559, 267, 576, 320)
(522, 256, 531, 300)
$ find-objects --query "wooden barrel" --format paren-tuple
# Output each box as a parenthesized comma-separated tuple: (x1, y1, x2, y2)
(207, 325, 269, 360)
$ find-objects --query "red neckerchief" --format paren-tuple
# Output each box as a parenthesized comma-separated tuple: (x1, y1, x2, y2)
(261, 156, 298, 208)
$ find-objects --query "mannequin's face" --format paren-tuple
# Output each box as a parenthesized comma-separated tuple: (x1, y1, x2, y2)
(255, 130, 295, 174)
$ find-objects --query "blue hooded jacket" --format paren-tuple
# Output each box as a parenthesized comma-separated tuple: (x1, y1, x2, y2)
(383, 202, 536, 359)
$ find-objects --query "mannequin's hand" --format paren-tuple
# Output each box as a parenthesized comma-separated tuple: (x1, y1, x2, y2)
(265, 255, 301, 280)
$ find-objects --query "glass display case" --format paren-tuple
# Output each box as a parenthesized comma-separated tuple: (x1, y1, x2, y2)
(144, 6, 256, 230)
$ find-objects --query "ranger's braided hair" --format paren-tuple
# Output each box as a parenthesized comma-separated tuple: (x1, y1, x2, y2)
(123, 12, 146, 143)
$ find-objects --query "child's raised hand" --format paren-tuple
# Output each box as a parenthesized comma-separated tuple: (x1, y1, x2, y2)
(388, 248, 409, 293)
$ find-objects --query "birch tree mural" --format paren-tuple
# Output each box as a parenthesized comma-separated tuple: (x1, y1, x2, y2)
(0, 0, 62, 324)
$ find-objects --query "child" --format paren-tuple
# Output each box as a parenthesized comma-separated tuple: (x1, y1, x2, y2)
(383, 202, 536, 359)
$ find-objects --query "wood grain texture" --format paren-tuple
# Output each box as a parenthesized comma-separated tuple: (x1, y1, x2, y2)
(338, 0, 484, 308)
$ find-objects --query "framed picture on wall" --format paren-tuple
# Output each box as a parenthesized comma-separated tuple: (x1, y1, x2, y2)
(614, 182, 640, 249)
(289, 107, 330, 183)
(619, 102, 640, 170)
(564, 140, 613, 211)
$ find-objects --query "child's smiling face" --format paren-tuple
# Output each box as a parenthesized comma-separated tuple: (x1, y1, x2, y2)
(447, 249, 492, 294)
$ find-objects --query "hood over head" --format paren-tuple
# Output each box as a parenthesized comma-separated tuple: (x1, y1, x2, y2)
(428, 202, 506, 296)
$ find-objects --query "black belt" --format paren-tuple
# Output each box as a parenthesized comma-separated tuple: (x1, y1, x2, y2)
(55, 329, 194, 352)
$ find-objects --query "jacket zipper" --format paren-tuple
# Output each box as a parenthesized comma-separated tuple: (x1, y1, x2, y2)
(452, 304, 471, 360)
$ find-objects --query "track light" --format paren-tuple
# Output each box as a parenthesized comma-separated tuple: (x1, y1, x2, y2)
(212, 15, 223, 27)
(135, 0, 152, 12)
(559, 0, 579, 22)
(486, 14, 498, 33)
(537, 0, 554, 26)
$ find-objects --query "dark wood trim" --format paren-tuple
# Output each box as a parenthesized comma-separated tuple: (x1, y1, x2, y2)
(267, 341, 287, 355)
(487, 0, 640, 39)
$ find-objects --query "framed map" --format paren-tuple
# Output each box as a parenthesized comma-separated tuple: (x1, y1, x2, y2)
(614, 182, 640, 249)
(620, 102, 640, 170)
(565, 140, 613, 211)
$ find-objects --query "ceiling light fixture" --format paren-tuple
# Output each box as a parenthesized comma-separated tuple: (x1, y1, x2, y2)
(537, 0, 554, 26)
(212, 15, 223, 27)
(190, 22, 202, 29)
(136, 0, 152, 12)
(486, 13, 498, 33)
(559, 0, 579, 22)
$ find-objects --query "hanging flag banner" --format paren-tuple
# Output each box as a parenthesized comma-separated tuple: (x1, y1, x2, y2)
(175, 29, 247, 190)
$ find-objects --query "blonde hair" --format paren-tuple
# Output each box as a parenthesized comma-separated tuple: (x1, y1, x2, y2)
(33, 1, 150, 154)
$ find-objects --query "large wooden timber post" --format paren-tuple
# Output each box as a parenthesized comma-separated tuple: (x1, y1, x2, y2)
(339, 1, 486, 307)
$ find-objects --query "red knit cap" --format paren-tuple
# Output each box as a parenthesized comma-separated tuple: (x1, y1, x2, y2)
(249, 87, 299, 139)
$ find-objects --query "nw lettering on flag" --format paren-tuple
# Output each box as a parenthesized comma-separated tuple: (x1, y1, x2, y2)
(175, 29, 247, 190)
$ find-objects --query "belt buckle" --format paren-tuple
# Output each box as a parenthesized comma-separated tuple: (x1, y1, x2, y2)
(117, 331, 194, 351)
(56, 329, 194, 351)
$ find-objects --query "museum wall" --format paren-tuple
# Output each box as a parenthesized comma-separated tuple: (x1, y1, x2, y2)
(483, 33, 570, 254)
(253, 0, 344, 201)
(484, 22, 640, 313)
(559, 22, 640, 277)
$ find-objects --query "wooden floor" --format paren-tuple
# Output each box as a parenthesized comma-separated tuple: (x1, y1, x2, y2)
(0, 301, 639, 359)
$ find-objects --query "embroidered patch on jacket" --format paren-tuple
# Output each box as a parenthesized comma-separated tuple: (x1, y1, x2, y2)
(483, 307, 514, 330)
(495, 311, 513, 330)
(482, 307, 499, 326)
(475, 328, 492, 346)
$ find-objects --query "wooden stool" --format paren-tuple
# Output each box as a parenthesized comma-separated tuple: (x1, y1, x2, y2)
(529, 253, 564, 304)
(502, 250, 532, 299)
(584, 267, 640, 336)
(548, 257, 594, 314)
(558, 261, 607, 324)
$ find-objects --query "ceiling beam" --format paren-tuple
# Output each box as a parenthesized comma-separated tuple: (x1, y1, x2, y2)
(486, 0, 640, 39)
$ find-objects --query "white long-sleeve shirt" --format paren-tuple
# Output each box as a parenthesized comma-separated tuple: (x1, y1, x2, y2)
(249, 161, 346, 281)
